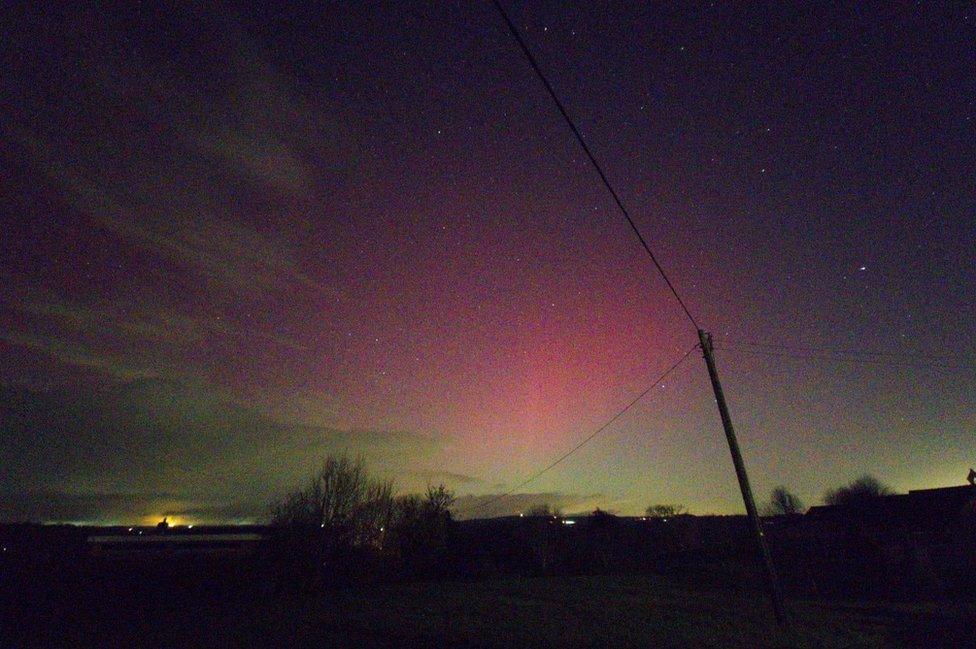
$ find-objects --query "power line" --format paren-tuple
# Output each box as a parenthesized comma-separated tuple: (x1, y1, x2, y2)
(461, 344, 699, 518)
(714, 345, 976, 371)
(485, 6, 793, 619)
(718, 338, 966, 362)
(488, 0, 700, 331)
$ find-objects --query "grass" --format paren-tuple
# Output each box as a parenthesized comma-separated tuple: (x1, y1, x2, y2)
(12, 572, 975, 647)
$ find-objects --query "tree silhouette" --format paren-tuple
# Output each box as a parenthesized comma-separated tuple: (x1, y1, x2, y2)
(268, 454, 396, 589)
(270, 454, 395, 547)
(526, 503, 562, 517)
(764, 486, 804, 516)
(645, 504, 686, 518)
(519, 504, 562, 571)
(423, 483, 456, 519)
(824, 475, 893, 508)
(383, 483, 457, 577)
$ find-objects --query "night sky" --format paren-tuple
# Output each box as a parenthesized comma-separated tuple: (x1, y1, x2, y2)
(1, 2, 974, 524)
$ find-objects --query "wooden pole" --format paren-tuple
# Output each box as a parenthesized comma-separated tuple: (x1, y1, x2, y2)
(698, 329, 788, 625)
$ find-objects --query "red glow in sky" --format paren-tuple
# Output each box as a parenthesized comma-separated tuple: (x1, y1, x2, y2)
(1, 2, 973, 523)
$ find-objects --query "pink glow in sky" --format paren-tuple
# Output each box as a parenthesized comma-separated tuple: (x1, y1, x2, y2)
(1, 2, 974, 524)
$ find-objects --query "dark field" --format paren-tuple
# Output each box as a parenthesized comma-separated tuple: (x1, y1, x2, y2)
(3, 515, 974, 648)
(4, 568, 974, 648)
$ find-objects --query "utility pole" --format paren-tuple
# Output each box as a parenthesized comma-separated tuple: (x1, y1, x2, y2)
(487, 0, 789, 625)
(698, 329, 788, 625)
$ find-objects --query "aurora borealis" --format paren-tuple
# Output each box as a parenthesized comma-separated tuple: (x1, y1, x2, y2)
(1, 2, 974, 524)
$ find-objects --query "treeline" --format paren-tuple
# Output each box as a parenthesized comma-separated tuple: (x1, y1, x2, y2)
(264, 455, 458, 590)
(261, 455, 897, 588)
(762, 475, 893, 515)
(261, 457, 975, 598)
(649, 474, 895, 519)
(261, 455, 725, 591)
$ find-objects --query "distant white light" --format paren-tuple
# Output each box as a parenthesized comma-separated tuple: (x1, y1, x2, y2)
(187, 525, 193, 529)
(562, 520, 575, 525)
(859, 266, 867, 271)
(518, 513, 524, 517)
(127, 528, 133, 532)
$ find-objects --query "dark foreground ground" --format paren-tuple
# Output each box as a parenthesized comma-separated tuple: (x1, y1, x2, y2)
(4, 570, 974, 648)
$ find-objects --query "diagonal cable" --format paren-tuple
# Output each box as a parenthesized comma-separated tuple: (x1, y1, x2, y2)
(462, 344, 699, 518)
(489, 0, 700, 330)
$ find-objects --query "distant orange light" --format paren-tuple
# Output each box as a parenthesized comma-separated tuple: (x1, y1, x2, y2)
(139, 514, 187, 527)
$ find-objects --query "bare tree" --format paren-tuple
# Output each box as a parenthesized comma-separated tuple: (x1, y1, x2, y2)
(269, 460, 468, 586)
(645, 504, 686, 518)
(824, 475, 893, 508)
(423, 483, 456, 518)
(267, 454, 397, 589)
(270, 454, 395, 549)
(517, 503, 563, 571)
(764, 486, 805, 516)
(526, 503, 562, 517)
(384, 483, 457, 576)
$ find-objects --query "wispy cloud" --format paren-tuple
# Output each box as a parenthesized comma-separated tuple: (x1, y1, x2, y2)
(0, 330, 161, 382)
(0, 380, 450, 522)
(14, 126, 334, 301)
(6, 3, 362, 308)
(10, 291, 308, 352)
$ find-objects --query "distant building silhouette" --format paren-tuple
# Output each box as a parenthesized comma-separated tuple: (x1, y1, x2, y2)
(807, 484, 976, 530)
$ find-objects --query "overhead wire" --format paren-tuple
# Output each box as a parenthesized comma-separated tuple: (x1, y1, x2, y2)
(481, 0, 969, 558)
(713, 344, 976, 371)
(456, 1, 703, 519)
(461, 344, 700, 518)
(717, 338, 965, 362)
(488, 0, 701, 331)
